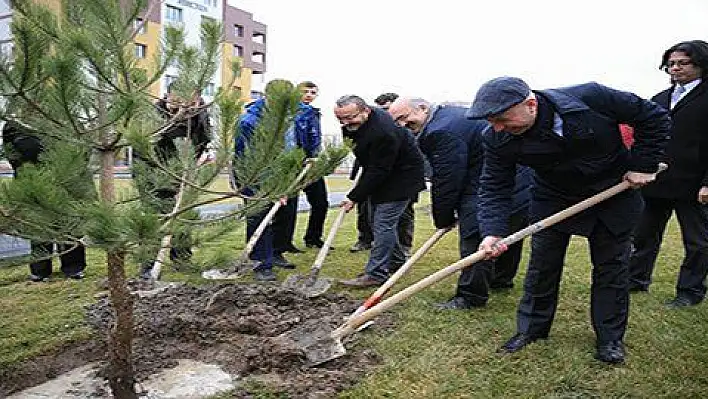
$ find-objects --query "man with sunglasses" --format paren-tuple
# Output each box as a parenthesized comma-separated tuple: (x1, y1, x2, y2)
(628, 40, 708, 308)
(470, 77, 670, 364)
(335, 95, 426, 287)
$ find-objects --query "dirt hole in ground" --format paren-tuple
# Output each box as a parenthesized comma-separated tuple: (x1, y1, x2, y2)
(1, 283, 392, 398)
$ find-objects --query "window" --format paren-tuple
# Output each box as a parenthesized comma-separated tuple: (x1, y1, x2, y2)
(165, 5, 183, 23)
(233, 44, 243, 57)
(134, 43, 147, 59)
(202, 82, 215, 97)
(234, 24, 243, 37)
(252, 33, 265, 45)
(252, 52, 265, 64)
(202, 0, 217, 6)
(134, 18, 146, 34)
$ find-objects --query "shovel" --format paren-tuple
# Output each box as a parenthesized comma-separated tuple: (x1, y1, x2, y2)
(281, 168, 363, 296)
(282, 164, 667, 366)
(202, 162, 313, 279)
(347, 227, 453, 329)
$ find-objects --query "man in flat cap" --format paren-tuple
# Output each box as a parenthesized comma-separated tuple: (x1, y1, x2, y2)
(470, 77, 670, 364)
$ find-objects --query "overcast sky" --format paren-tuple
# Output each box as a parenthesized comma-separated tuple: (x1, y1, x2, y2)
(230, 0, 708, 138)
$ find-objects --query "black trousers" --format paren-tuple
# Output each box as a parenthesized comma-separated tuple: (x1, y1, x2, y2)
(272, 196, 298, 254)
(629, 197, 708, 303)
(30, 242, 86, 278)
(303, 177, 329, 244)
(517, 222, 631, 343)
(456, 210, 526, 305)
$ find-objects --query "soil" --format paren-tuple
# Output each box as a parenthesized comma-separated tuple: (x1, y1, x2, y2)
(0, 282, 392, 398)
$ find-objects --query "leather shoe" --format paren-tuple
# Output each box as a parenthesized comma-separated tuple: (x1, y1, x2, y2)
(595, 340, 625, 364)
(497, 332, 543, 354)
(273, 254, 295, 269)
(434, 296, 485, 310)
(664, 296, 696, 309)
(349, 241, 372, 252)
(306, 240, 334, 250)
(628, 284, 648, 293)
(253, 268, 277, 282)
(283, 245, 304, 254)
(339, 274, 382, 288)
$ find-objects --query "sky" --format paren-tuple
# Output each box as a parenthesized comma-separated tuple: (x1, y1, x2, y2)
(229, 0, 708, 140)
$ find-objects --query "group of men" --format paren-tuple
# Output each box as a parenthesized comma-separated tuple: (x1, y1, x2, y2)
(5, 38, 707, 365)
(326, 39, 708, 365)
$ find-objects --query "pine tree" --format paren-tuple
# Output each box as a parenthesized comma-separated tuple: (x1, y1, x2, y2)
(0, 1, 347, 396)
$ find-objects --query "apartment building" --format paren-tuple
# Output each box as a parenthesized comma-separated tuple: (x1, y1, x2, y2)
(0, 0, 267, 101)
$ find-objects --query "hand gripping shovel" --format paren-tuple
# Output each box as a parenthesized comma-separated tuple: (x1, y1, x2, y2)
(281, 169, 363, 297)
(280, 164, 667, 366)
(202, 162, 313, 280)
(348, 227, 453, 330)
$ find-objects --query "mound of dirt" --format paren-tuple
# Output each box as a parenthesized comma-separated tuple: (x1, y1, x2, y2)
(1, 282, 391, 398)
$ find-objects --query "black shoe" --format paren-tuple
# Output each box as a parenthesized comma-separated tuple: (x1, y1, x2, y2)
(628, 284, 648, 293)
(283, 245, 304, 254)
(433, 296, 484, 310)
(349, 241, 372, 252)
(273, 254, 296, 269)
(306, 240, 334, 250)
(65, 271, 85, 280)
(490, 282, 514, 290)
(253, 268, 277, 282)
(595, 340, 625, 364)
(498, 332, 544, 354)
(664, 296, 696, 309)
(29, 274, 50, 283)
(139, 263, 153, 281)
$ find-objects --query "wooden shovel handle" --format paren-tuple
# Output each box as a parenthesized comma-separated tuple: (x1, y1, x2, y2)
(351, 227, 452, 317)
(309, 167, 364, 276)
(333, 163, 667, 339)
(240, 162, 314, 261)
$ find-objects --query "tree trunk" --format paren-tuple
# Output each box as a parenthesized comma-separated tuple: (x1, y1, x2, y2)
(105, 248, 137, 399)
(98, 93, 137, 398)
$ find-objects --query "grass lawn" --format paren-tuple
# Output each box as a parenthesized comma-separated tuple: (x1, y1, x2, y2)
(2, 190, 708, 397)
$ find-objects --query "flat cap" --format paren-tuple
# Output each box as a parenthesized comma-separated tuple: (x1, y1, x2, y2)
(466, 77, 531, 119)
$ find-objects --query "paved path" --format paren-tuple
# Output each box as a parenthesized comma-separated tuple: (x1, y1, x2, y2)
(0, 192, 349, 259)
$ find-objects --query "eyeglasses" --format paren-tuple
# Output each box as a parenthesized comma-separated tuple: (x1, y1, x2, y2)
(337, 109, 362, 122)
(302, 89, 318, 95)
(664, 59, 694, 71)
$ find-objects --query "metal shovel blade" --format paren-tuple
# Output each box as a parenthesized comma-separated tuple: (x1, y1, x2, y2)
(278, 321, 346, 367)
(281, 273, 333, 298)
(201, 259, 259, 280)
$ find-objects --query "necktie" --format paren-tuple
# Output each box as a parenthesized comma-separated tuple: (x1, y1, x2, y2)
(670, 85, 686, 109)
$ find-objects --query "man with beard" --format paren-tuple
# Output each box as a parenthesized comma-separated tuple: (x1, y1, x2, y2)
(335, 95, 426, 287)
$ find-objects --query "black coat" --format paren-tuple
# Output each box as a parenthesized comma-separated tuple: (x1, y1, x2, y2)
(2, 120, 43, 170)
(479, 82, 670, 238)
(642, 80, 708, 199)
(344, 108, 426, 204)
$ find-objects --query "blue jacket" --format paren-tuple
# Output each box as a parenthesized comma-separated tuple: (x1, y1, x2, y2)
(417, 105, 531, 233)
(233, 98, 267, 196)
(234, 98, 265, 157)
(478, 82, 670, 238)
(290, 103, 322, 157)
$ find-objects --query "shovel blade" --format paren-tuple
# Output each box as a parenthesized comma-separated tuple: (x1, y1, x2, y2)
(281, 274, 333, 298)
(201, 259, 259, 280)
(279, 322, 346, 367)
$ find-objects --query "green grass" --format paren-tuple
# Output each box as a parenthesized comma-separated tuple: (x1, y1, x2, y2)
(2, 191, 708, 397)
